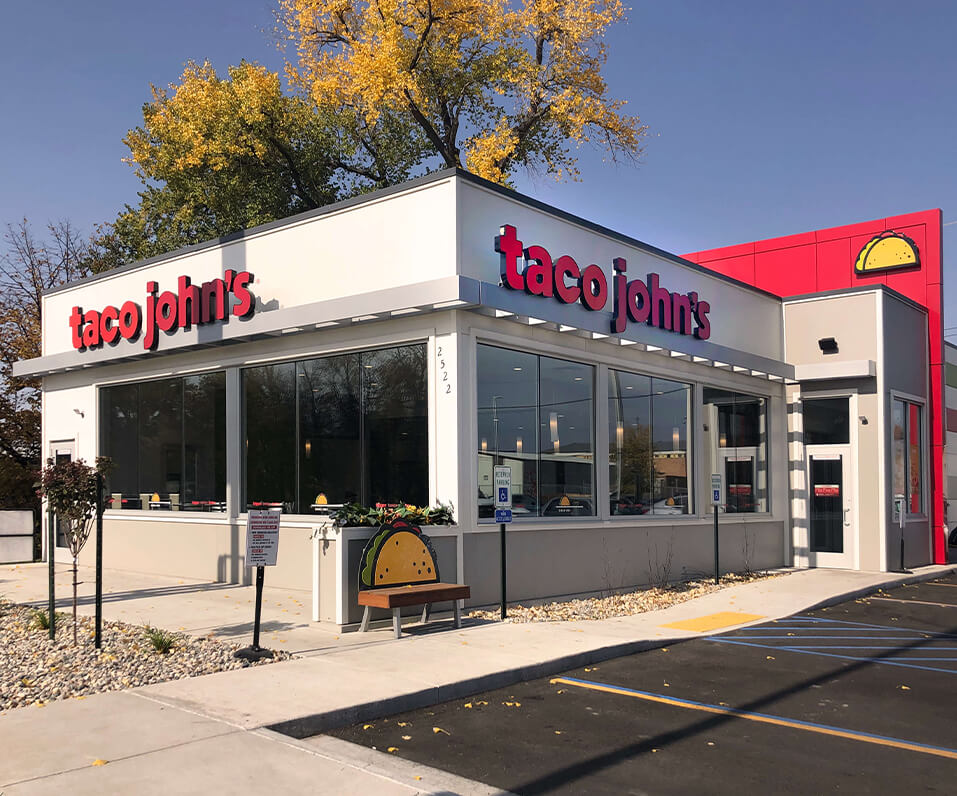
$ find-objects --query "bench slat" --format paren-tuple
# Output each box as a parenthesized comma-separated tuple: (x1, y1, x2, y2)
(358, 582, 470, 609)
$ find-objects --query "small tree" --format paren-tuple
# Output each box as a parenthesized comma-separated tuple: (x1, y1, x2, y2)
(40, 457, 110, 645)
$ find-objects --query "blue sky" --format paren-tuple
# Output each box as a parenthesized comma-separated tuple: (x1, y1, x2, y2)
(1, 1, 954, 326)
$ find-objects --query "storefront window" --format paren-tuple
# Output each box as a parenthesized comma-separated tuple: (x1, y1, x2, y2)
(703, 388, 768, 513)
(477, 345, 594, 519)
(892, 398, 923, 514)
(243, 343, 427, 513)
(608, 371, 692, 516)
(99, 372, 226, 510)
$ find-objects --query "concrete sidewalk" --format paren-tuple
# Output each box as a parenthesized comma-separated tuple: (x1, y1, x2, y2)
(2, 562, 954, 794)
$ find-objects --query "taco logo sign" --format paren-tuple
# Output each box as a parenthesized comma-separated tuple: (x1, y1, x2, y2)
(854, 231, 920, 274)
(495, 224, 711, 340)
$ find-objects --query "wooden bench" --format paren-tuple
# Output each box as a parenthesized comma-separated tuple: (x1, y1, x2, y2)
(358, 582, 471, 639)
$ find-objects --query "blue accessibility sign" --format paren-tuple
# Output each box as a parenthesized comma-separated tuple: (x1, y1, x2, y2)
(495, 509, 513, 523)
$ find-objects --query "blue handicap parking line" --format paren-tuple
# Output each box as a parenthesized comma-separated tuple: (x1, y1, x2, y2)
(708, 637, 957, 675)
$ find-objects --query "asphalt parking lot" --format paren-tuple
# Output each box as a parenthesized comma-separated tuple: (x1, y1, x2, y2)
(328, 574, 957, 794)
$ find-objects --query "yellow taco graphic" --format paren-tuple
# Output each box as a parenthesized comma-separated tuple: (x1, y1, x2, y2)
(854, 231, 920, 274)
(359, 521, 440, 588)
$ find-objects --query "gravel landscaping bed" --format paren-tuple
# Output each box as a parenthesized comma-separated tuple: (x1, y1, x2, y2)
(0, 599, 293, 712)
(466, 571, 785, 623)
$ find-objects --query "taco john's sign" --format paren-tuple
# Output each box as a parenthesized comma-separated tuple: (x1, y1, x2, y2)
(69, 270, 254, 351)
(496, 225, 711, 340)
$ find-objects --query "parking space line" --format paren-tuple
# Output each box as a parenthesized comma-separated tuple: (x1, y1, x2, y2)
(868, 597, 957, 609)
(549, 676, 957, 761)
(708, 638, 957, 674)
(792, 616, 957, 636)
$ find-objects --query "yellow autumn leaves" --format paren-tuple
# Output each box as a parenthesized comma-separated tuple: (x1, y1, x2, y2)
(277, 0, 645, 183)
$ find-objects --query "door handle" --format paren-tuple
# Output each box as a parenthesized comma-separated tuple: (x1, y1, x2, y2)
(843, 507, 850, 527)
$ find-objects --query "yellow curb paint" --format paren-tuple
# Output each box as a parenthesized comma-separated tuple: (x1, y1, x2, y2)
(660, 611, 765, 632)
(550, 677, 957, 761)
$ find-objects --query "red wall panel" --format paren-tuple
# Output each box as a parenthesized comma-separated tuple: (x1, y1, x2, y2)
(685, 209, 946, 564)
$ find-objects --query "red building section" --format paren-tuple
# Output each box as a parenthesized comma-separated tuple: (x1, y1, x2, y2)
(685, 210, 945, 564)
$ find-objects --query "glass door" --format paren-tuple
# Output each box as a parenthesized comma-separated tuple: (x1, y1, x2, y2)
(807, 446, 855, 568)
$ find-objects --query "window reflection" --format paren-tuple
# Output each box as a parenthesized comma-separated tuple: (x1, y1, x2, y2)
(243, 344, 427, 512)
(99, 373, 226, 510)
(477, 345, 594, 518)
(703, 388, 768, 513)
(608, 371, 691, 516)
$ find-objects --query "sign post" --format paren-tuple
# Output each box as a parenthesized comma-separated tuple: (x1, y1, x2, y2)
(711, 474, 722, 585)
(494, 465, 512, 620)
(894, 496, 907, 573)
(235, 509, 281, 661)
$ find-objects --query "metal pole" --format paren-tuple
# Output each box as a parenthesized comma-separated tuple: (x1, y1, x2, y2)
(714, 505, 720, 585)
(95, 473, 104, 649)
(47, 505, 55, 641)
(500, 522, 507, 620)
(252, 565, 265, 650)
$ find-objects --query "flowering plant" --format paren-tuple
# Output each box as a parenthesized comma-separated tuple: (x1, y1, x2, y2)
(332, 501, 454, 528)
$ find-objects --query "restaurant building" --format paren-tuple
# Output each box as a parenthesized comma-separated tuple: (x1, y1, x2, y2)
(14, 170, 945, 625)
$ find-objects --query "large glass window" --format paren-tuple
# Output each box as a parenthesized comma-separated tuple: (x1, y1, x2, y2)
(703, 388, 768, 513)
(893, 398, 923, 514)
(243, 343, 427, 513)
(803, 397, 849, 445)
(99, 372, 226, 510)
(477, 345, 594, 519)
(609, 371, 692, 516)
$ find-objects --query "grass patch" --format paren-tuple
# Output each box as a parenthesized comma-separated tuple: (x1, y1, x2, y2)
(29, 609, 68, 630)
(143, 625, 179, 654)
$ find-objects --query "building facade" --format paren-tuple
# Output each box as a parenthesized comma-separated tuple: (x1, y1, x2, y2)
(15, 170, 944, 624)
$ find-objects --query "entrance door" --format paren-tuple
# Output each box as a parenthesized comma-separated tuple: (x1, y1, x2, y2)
(806, 445, 855, 568)
(48, 440, 75, 563)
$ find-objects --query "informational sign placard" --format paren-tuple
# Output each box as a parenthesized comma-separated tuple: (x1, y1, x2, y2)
(495, 508, 512, 523)
(245, 509, 281, 567)
(494, 465, 512, 509)
(711, 473, 722, 505)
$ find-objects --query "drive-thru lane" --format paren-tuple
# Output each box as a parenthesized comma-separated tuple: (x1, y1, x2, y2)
(329, 574, 957, 795)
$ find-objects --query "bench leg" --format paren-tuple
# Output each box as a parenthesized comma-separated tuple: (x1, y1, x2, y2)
(359, 605, 371, 633)
(453, 600, 462, 629)
(421, 603, 431, 624)
(392, 608, 402, 639)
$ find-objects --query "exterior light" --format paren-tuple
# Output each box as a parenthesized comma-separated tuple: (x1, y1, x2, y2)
(304, 439, 312, 458)
(516, 436, 523, 453)
(481, 437, 488, 452)
(818, 337, 838, 354)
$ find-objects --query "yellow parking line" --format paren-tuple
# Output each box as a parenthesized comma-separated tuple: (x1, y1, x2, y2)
(550, 676, 957, 761)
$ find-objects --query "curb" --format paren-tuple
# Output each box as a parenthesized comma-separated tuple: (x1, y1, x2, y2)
(266, 564, 957, 738)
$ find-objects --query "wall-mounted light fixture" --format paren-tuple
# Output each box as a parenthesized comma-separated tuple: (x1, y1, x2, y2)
(818, 337, 839, 354)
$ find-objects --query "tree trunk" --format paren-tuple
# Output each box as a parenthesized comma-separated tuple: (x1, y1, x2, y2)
(72, 553, 79, 646)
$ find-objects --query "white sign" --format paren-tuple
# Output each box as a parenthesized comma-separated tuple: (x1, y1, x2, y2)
(711, 473, 722, 506)
(494, 465, 512, 509)
(245, 509, 281, 567)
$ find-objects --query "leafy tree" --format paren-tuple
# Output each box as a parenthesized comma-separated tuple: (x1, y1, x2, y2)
(91, 60, 429, 268)
(280, 0, 647, 184)
(40, 457, 111, 645)
(0, 221, 91, 530)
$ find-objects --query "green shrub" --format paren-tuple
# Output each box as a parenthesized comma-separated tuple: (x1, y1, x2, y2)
(29, 609, 68, 630)
(144, 625, 178, 654)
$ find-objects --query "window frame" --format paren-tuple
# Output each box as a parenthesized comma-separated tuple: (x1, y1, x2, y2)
(607, 366, 695, 519)
(97, 370, 228, 514)
(241, 341, 430, 513)
(890, 391, 926, 518)
(475, 342, 598, 523)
